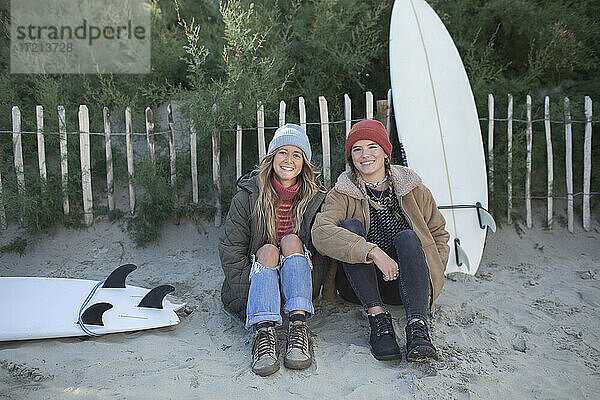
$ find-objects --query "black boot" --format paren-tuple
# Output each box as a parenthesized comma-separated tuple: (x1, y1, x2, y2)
(405, 320, 438, 362)
(368, 312, 401, 361)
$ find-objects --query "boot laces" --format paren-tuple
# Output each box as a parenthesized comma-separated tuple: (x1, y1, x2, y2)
(287, 322, 311, 353)
(375, 314, 394, 337)
(253, 328, 277, 359)
(408, 321, 430, 340)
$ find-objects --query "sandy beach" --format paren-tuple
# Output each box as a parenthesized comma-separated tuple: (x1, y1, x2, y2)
(1, 211, 599, 399)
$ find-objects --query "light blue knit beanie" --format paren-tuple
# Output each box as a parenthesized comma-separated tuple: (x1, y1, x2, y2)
(267, 123, 312, 162)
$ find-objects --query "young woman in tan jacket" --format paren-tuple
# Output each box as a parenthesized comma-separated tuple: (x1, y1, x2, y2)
(312, 119, 450, 362)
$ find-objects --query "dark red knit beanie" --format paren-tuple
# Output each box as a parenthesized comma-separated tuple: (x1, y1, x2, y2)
(345, 119, 392, 158)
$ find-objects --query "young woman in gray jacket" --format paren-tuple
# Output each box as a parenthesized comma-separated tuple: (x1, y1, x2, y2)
(219, 124, 327, 376)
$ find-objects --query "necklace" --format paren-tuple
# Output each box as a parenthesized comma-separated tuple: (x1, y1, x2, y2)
(364, 176, 388, 188)
(366, 186, 388, 202)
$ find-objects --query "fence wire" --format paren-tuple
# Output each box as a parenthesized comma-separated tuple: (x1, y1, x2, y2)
(0, 113, 599, 137)
(492, 192, 600, 200)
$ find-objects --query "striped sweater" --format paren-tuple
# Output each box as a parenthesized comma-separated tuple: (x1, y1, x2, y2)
(272, 176, 300, 244)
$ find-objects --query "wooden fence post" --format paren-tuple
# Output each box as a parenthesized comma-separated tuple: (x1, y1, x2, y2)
(167, 103, 177, 188)
(36, 105, 47, 181)
(145, 107, 155, 163)
(507, 94, 513, 224)
(213, 126, 222, 226)
(344, 93, 352, 171)
(58, 106, 69, 215)
(319, 96, 331, 188)
(103, 107, 115, 211)
(298, 97, 307, 134)
(544, 96, 553, 228)
(125, 107, 136, 214)
(257, 102, 266, 162)
(279, 101, 286, 127)
(236, 124, 242, 181)
(190, 120, 198, 204)
(488, 94, 494, 198)
(583, 96, 592, 231)
(386, 89, 393, 135)
(525, 95, 533, 228)
(78, 105, 93, 226)
(376, 100, 387, 128)
(0, 170, 6, 229)
(12, 106, 25, 194)
(366, 91, 373, 120)
(344, 94, 352, 138)
(564, 98, 574, 233)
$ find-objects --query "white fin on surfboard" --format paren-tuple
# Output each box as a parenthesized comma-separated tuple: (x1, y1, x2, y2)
(454, 238, 471, 272)
(477, 204, 497, 232)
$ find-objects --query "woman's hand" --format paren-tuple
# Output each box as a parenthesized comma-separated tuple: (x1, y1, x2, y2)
(368, 246, 399, 281)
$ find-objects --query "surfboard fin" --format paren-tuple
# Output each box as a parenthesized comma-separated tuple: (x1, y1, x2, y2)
(102, 264, 137, 288)
(81, 302, 113, 326)
(454, 238, 471, 272)
(476, 202, 496, 232)
(137, 285, 175, 309)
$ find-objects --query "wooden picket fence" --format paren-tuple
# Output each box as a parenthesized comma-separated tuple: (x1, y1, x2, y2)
(0, 90, 596, 232)
(486, 94, 595, 232)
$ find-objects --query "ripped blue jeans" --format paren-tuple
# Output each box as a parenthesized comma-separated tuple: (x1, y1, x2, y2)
(245, 247, 314, 331)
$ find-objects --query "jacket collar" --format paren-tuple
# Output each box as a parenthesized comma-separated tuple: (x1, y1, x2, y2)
(333, 165, 422, 200)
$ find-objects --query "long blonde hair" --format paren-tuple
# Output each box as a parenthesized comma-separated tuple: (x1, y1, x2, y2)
(254, 152, 320, 244)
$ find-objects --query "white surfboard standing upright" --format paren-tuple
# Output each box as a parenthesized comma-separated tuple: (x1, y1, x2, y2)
(389, 0, 495, 275)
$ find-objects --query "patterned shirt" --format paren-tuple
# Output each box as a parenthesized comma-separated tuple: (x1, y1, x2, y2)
(275, 201, 295, 243)
(272, 176, 300, 244)
(365, 186, 411, 256)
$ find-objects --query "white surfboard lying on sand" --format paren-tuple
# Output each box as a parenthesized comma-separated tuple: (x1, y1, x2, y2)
(389, 0, 495, 275)
(0, 264, 184, 341)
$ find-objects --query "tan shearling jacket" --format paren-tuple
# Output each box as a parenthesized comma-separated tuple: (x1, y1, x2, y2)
(311, 165, 450, 302)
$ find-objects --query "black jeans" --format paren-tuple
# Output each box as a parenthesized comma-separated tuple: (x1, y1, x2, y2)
(335, 218, 430, 322)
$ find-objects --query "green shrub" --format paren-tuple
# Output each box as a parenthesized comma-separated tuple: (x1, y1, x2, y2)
(0, 237, 28, 256)
(128, 157, 176, 247)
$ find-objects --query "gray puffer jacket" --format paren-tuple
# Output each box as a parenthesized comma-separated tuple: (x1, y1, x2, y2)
(219, 171, 329, 319)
